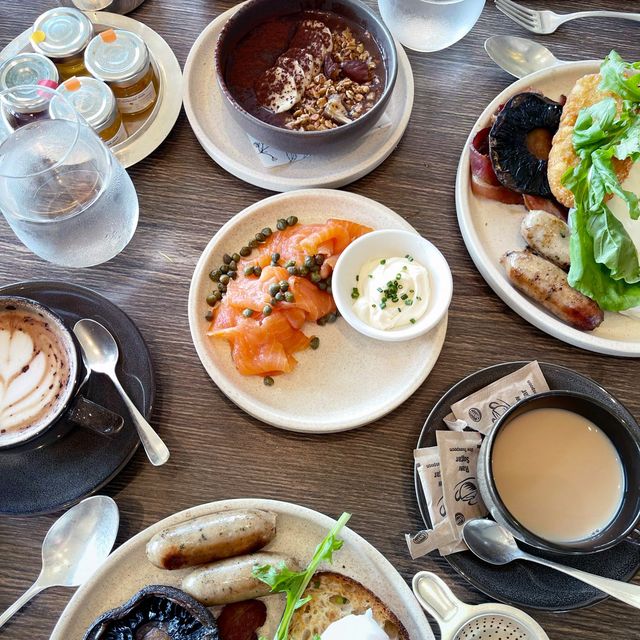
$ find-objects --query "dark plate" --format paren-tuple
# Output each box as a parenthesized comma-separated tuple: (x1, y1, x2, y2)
(415, 361, 640, 611)
(0, 280, 155, 516)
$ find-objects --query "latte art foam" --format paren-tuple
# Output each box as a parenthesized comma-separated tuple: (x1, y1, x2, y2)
(0, 308, 74, 443)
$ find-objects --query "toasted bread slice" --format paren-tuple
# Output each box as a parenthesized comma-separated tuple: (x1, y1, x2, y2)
(288, 571, 409, 640)
(548, 73, 632, 208)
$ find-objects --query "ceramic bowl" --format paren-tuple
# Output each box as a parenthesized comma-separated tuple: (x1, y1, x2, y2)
(332, 229, 453, 342)
(214, 0, 398, 154)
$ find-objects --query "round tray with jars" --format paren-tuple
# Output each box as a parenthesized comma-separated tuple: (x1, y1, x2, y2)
(0, 10, 182, 168)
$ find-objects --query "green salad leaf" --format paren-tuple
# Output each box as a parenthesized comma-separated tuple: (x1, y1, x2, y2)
(562, 50, 640, 310)
(254, 512, 351, 640)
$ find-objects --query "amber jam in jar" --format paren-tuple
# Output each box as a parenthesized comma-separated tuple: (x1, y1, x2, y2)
(30, 7, 94, 81)
(84, 29, 159, 117)
(55, 76, 127, 147)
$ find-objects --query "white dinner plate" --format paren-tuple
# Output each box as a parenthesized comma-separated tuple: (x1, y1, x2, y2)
(456, 60, 640, 357)
(51, 499, 435, 640)
(188, 189, 448, 433)
(183, 4, 414, 192)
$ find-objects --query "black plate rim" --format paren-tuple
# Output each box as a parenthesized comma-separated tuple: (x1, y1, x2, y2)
(0, 279, 156, 516)
(414, 360, 640, 612)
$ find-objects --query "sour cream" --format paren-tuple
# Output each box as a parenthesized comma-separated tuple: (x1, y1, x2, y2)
(321, 609, 390, 640)
(352, 256, 430, 330)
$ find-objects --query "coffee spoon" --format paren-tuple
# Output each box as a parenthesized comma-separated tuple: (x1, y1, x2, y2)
(74, 319, 170, 467)
(484, 35, 563, 78)
(0, 496, 119, 630)
(463, 519, 640, 609)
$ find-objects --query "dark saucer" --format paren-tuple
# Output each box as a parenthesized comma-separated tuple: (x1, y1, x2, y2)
(415, 361, 640, 611)
(0, 281, 155, 516)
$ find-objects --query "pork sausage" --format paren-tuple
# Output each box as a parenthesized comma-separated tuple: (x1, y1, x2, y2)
(182, 552, 298, 605)
(520, 209, 571, 271)
(146, 509, 277, 570)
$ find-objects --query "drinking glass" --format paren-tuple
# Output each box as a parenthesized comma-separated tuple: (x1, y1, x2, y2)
(0, 85, 138, 267)
(378, 0, 486, 52)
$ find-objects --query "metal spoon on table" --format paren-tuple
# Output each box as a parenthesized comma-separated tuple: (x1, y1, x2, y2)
(463, 519, 640, 610)
(74, 319, 170, 467)
(0, 496, 119, 630)
(485, 36, 563, 78)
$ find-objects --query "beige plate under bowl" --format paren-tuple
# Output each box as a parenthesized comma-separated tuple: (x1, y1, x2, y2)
(0, 11, 183, 168)
(188, 189, 448, 433)
(183, 3, 414, 192)
(456, 60, 640, 357)
(50, 499, 435, 640)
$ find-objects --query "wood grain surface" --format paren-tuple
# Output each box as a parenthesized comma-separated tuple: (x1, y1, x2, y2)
(1, 1, 639, 638)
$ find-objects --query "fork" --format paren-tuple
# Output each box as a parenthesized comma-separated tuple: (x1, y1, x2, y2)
(495, 0, 640, 35)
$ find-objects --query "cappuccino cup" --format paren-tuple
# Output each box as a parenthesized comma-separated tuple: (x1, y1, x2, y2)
(0, 296, 123, 450)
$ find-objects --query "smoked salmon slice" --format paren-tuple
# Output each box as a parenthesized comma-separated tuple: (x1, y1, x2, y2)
(207, 218, 372, 379)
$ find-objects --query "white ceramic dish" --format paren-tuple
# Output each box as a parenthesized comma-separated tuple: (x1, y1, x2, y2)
(0, 11, 183, 168)
(51, 499, 435, 640)
(456, 60, 640, 357)
(183, 3, 414, 192)
(333, 229, 453, 342)
(188, 189, 447, 433)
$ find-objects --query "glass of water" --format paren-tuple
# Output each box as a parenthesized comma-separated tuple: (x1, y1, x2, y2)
(378, 0, 486, 52)
(0, 84, 138, 267)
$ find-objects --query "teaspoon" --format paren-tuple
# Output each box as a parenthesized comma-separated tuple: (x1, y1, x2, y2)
(485, 36, 562, 78)
(73, 319, 170, 467)
(0, 495, 119, 629)
(463, 519, 640, 610)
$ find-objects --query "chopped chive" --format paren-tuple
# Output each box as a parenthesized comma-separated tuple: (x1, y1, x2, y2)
(380, 259, 386, 265)
(351, 287, 360, 300)
(410, 318, 416, 324)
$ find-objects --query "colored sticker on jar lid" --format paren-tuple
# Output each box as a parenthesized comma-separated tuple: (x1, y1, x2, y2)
(100, 29, 117, 43)
(63, 77, 81, 92)
(38, 79, 59, 90)
(31, 30, 46, 44)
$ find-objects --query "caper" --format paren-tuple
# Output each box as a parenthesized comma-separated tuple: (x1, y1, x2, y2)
(287, 215, 298, 226)
(232, 252, 241, 263)
(219, 264, 229, 274)
(310, 336, 320, 350)
(277, 218, 287, 231)
(205, 310, 213, 321)
(270, 297, 278, 305)
(279, 280, 289, 292)
(244, 266, 255, 276)
(206, 294, 218, 306)
(229, 270, 238, 280)
(217, 282, 227, 292)
(255, 232, 265, 243)
(310, 272, 322, 283)
(262, 227, 272, 237)
(269, 283, 280, 297)
(315, 254, 325, 265)
(317, 316, 327, 326)
(299, 265, 310, 276)
(287, 266, 298, 276)
(248, 239, 258, 249)
(263, 304, 272, 316)
(253, 266, 262, 277)
(220, 274, 230, 285)
(242, 308, 254, 317)
(222, 253, 232, 265)
(213, 290, 222, 301)
(271, 252, 280, 264)
(275, 292, 285, 302)
(240, 246, 251, 257)
(304, 256, 315, 269)
(284, 291, 295, 303)
(228, 260, 237, 271)
(318, 282, 327, 291)
(310, 263, 320, 273)
(326, 312, 337, 323)
(264, 376, 274, 386)
(285, 259, 296, 267)
(209, 269, 220, 282)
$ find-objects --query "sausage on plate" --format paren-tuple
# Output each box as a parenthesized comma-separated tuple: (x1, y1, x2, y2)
(520, 209, 571, 271)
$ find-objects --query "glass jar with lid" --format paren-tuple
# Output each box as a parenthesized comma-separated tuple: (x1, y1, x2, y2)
(31, 7, 94, 80)
(0, 54, 60, 125)
(54, 76, 127, 147)
(84, 29, 158, 117)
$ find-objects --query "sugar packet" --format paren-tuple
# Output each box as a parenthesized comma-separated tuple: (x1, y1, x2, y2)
(445, 361, 549, 435)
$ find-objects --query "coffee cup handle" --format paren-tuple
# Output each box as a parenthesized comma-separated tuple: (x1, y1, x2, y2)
(66, 395, 124, 437)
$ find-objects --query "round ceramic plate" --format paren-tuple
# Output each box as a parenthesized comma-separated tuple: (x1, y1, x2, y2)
(51, 498, 435, 639)
(0, 281, 155, 516)
(188, 189, 448, 433)
(414, 361, 640, 611)
(0, 11, 183, 168)
(183, 4, 414, 192)
(456, 60, 640, 357)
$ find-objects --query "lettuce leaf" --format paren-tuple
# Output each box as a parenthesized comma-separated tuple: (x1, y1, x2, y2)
(599, 50, 640, 102)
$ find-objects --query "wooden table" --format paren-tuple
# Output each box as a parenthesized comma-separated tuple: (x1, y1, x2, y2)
(1, 1, 639, 638)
